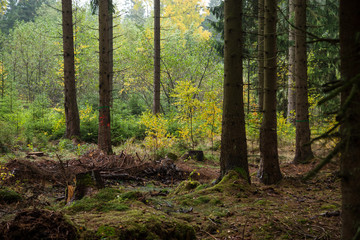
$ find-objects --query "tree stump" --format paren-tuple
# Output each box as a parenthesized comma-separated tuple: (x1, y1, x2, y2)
(183, 150, 204, 162)
(66, 170, 104, 203)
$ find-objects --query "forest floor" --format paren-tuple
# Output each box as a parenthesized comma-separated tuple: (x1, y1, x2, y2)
(0, 142, 341, 240)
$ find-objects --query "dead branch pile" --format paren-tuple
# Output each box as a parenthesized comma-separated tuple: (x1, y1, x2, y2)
(5, 150, 187, 186)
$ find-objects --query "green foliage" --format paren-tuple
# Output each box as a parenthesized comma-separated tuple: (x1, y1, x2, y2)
(78, 103, 98, 143)
(246, 111, 261, 142)
(111, 115, 145, 145)
(140, 111, 175, 158)
(0, 120, 16, 152)
(277, 112, 296, 145)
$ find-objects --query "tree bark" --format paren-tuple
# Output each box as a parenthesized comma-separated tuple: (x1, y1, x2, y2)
(257, 0, 264, 112)
(258, 0, 282, 185)
(98, 0, 112, 154)
(109, 5, 113, 107)
(219, 0, 249, 183)
(293, 0, 313, 164)
(286, 0, 296, 124)
(153, 0, 161, 114)
(339, 1, 360, 239)
(61, 0, 80, 139)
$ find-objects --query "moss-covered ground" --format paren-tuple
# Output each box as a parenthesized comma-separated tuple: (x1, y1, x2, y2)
(0, 145, 341, 239)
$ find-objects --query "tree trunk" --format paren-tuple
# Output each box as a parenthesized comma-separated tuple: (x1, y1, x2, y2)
(109, 6, 113, 107)
(61, 0, 80, 139)
(257, 0, 264, 112)
(98, 0, 112, 154)
(1, 57, 4, 99)
(219, 0, 250, 183)
(153, 0, 161, 114)
(339, 1, 360, 239)
(258, 0, 282, 185)
(293, 0, 313, 164)
(286, 0, 296, 124)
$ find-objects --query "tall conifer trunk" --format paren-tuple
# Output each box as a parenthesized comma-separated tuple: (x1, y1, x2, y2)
(286, 0, 296, 124)
(258, 0, 282, 185)
(293, 0, 313, 164)
(153, 0, 161, 114)
(98, 0, 112, 154)
(219, 0, 249, 183)
(62, 0, 80, 139)
(257, 0, 264, 111)
(339, 1, 360, 239)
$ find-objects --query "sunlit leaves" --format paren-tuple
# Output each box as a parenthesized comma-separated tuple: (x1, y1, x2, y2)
(140, 111, 175, 155)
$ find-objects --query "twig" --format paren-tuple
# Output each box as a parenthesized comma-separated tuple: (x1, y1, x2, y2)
(201, 230, 218, 240)
(242, 219, 248, 240)
(136, 152, 142, 162)
(207, 217, 219, 226)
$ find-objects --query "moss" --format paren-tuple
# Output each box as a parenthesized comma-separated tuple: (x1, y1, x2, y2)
(65, 188, 128, 213)
(72, 210, 196, 240)
(196, 196, 211, 204)
(195, 183, 209, 191)
(254, 199, 269, 206)
(171, 180, 201, 196)
(120, 191, 143, 200)
(204, 170, 251, 195)
(297, 218, 308, 224)
(94, 188, 121, 201)
(66, 196, 97, 213)
(320, 204, 338, 210)
(0, 187, 22, 204)
(209, 198, 222, 205)
(233, 167, 249, 180)
(96, 225, 117, 239)
(99, 200, 129, 212)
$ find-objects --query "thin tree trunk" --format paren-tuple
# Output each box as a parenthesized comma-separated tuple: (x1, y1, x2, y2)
(339, 1, 360, 239)
(153, 0, 161, 114)
(98, 0, 112, 154)
(62, 0, 80, 139)
(293, 0, 313, 164)
(220, 0, 249, 183)
(1, 57, 4, 98)
(257, 0, 264, 111)
(258, 0, 282, 185)
(286, 0, 296, 124)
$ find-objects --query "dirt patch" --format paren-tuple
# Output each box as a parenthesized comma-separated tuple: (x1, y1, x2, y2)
(0, 208, 77, 240)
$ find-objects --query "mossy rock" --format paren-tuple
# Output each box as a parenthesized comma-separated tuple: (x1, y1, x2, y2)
(0, 188, 22, 204)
